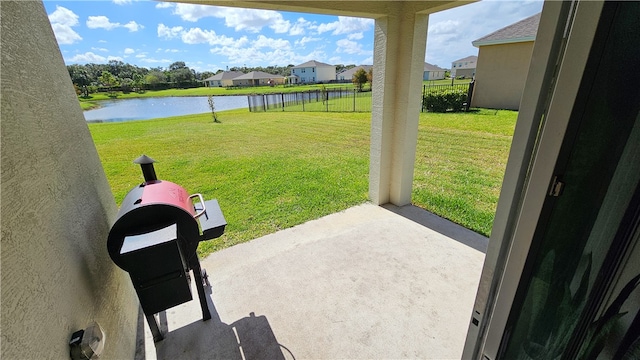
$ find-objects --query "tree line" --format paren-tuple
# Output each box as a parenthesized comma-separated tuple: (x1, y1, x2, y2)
(67, 60, 360, 96)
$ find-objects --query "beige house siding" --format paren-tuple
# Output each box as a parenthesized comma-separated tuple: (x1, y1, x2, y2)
(222, 79, 235, 86)
(455, 68, 476, 78)
(1, 2, 138, 359)
(232, 77, 285, 86)
(471, 41, 534, 110)
(211, 79, 238, 87)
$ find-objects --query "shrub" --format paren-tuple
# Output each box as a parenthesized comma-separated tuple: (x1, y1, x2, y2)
(422, 89, 467, 112)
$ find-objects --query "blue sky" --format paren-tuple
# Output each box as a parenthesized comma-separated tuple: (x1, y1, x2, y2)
(44, 0, 543, 73)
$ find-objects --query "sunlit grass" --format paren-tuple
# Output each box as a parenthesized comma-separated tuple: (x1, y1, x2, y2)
(412, 109, 517, 236)
(89, 109, 370, 257)
(89, 107, 517, 258)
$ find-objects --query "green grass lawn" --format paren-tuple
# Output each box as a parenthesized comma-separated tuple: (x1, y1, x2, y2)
(89, 108, 516, 257)
(413, 109, 516, 236)
(89, 109, 370, 256)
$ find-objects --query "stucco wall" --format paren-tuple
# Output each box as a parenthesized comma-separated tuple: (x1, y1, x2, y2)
(471, 41, 534, 110)
(423, 70, 445, 80)
(455, 68, 476, 79)
(1, 1, 138, 358)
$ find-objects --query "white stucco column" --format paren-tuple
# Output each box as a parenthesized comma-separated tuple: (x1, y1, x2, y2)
(369, 6, 429, 205)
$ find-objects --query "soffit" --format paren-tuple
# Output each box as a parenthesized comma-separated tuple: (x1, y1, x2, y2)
(168, 1, 473, 18)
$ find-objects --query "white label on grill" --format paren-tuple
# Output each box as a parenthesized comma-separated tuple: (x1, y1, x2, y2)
(120, 223, 177, 254)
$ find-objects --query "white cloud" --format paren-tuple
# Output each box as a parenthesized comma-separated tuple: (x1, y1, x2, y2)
(158, 24, 248, 48)
(210, 45, 326, 67)
(86, 16, 143, 32)
(294, 36, 321, 47)
(317, 16, 373, 36)
(270, 18, 291, 34)
(253, 35, 289, 50)
(140, 57, 173, 65)
(172, 4, 215, 22)
(123, 21, 144, 32)
(48, 6, 82, 45)
(135, 53, 147, 58)
(51, 23, 83, 45)
(124, 48, 135, 55)
(86, 16, 120, 30)
(181, 27, 245, 47)
(336, 39, 360, 54)
(165, 49, 180, 53)
(113, 0, 131, 4)
(158, 24, 184, 39)
(156, 2, 174, 9)
(66, 51, 125, 64)
(172, 4, 287, 33)
(48, 5, 78, 26)
(336, 38, 371, 56)
(91, 47, 109, 52)
(289, 18, 314, 36)
(69, 52, 106, 63)
(428, 20, 460, 35)
(347, 32, 363, 40)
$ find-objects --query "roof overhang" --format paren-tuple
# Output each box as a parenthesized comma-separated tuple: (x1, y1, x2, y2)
(472, 36, 536, 48)
(165, 1, 474, 18)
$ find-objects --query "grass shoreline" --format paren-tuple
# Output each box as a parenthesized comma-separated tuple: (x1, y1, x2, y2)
(78, 78, 471, 110)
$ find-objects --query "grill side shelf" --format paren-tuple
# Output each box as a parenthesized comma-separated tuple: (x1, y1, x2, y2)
(196, 199, 227, 241)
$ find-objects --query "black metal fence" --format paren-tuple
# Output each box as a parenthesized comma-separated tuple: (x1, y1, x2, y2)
(247, 87, 372, 113)
(246, 82, 475, 113)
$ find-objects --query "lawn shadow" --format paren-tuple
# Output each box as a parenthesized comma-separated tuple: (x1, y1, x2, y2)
(382, 203, 489, 253)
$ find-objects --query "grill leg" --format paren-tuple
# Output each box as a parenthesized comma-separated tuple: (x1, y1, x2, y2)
(192, 261, 212, 321)
(145, 313, 164, 342)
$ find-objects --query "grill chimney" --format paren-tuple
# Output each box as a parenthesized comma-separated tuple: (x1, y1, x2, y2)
(133, 155, 157, 182)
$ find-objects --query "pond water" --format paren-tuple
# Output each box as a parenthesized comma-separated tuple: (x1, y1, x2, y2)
(83, 96, 248, 123)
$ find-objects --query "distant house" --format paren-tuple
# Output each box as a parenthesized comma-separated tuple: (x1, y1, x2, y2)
(231, 71, 286, 87)
(423, 63, 446, 81)
(471, 13, 540, 110)
(336, 65, 372, 81)
(451, 56, 477, 78)
(290, 60, 336, 83)
(202, 71, 244, 87)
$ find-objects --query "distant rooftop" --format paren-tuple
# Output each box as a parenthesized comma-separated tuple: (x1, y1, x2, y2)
(293, 60, 334, 68)
(452, 55, 478, 64)
(472, 13, 541, 47)
(424, 62, 445, 71)
(203, 71, 244, 81)
(337, 65, 372, 78)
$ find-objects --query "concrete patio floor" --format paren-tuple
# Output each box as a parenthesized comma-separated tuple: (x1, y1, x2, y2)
(135, 203, 488, 360)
